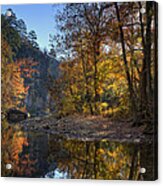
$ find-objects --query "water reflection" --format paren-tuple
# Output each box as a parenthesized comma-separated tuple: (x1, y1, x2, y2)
(1, 122, 36, 177)
(1, 122, 156, 180)
(46, 137, 139, 180)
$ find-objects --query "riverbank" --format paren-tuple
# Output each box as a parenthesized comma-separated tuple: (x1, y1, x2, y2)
(20, 114, 153, 144)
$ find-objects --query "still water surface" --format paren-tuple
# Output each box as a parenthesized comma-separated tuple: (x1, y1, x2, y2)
(1, 125, 156, 180)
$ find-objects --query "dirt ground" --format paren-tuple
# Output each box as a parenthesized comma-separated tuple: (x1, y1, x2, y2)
(20, 114, 153, 143)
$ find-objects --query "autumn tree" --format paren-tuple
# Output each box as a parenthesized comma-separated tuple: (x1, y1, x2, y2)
(107, 2, 157, 124)
(51, 3, 120, 114)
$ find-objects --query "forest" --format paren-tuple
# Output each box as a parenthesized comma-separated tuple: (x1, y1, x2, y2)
(1, 1, 158, 180)
(51, 2, 157, 131)
(1, 1, 158, 137)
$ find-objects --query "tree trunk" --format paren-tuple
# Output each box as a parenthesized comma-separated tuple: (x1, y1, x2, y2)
(93, 39, 100, 114)
(81, 47, 94, 115)
(140, 2, 153, 115)
(145, 2, 153, 102)
(114, 3, 136, 115)
(138, 2, 147, 110)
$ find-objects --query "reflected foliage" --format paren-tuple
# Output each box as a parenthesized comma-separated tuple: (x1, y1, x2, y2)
(1, 123, 155, 180)
(1, 122, 37, 177)
(46, 137, 140, 179)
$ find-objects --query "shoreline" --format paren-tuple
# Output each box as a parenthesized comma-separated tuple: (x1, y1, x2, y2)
(19, 114, 154, 144)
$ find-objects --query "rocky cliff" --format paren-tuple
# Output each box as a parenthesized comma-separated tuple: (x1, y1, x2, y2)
(25, 53, 59, 116)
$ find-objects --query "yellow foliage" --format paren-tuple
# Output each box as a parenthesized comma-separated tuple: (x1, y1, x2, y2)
(101, 102, 108, 108)
(107, 151, 117, 158)
(137, 37, 142, 43)
(97, 148, 105, 155)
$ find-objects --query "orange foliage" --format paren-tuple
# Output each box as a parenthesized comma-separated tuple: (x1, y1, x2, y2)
(2, 58, 38, 111)
(2, 125, 37, 177)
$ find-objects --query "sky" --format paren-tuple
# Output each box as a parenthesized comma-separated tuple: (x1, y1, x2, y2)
(2, 4, 62, 51)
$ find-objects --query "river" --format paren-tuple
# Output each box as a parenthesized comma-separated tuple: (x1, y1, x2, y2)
(1, 123, 157, 180)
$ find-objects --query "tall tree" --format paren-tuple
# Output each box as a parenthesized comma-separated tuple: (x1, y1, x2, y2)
(28, 30, 39, 49)
(114, 2, 136, 115)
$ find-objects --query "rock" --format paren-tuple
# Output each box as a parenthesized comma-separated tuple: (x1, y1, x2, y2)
(125, 134, 132, 138)
(43, 125, 50, 130)
(134, 138, 140, 143)
(34, 117, 42, 121)
(6, 109, 28, 123)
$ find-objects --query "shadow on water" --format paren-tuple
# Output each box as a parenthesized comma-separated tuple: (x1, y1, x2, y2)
(1, 121, 156, 180)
